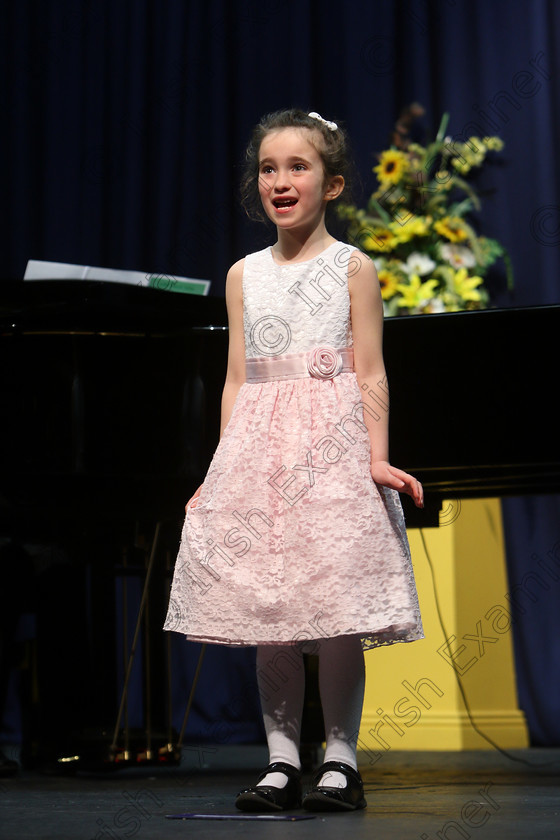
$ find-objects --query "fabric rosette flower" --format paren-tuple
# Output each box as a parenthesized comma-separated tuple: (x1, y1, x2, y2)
(306, 346, 343, 380)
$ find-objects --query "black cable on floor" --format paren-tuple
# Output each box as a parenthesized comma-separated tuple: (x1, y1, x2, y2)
(418, 527, 560, 770)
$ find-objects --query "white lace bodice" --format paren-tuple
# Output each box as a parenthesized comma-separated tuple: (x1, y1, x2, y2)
(242, 242, 356, 359)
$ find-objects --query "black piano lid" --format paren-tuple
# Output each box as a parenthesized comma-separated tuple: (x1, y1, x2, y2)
(0, 279, 228, 334)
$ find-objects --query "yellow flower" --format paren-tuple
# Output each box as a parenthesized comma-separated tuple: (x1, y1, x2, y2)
(482, 136, 504, 151)
(389, 214, 431, 243)
(451, 138, 487, 171)
(373, 149, 409, 184)
(434, 216, 469, 243)
(451, 156, 472, 175)
(377, 269, 401, 299)
(452, 268, 484, 301)
(466, 137, 485, 157)
(434, 170, 454, 190)
(396, 274, 439, 308)
(358, 226, 399, 252)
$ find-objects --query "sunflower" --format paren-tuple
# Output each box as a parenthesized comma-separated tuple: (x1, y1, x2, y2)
(377, 268, 401, 300)
(338, 112, 510, 315)
(433, 216, 468, 243)
(358, 226, 399, 253)
(373, 149, 409, 184)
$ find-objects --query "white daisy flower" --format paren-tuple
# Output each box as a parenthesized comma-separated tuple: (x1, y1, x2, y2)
(422, 298, 447, 314)
(440, 244, 476, 268)
(403, 252, 437, 276)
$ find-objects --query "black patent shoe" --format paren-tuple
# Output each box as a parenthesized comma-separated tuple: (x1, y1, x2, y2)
(302, 761, 367, 812)
(235, 761, 302, 812)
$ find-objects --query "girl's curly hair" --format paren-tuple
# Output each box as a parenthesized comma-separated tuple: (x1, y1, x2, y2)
(240, 108, 353, 223)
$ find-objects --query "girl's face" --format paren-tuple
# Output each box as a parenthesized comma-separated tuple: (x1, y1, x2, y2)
(257, 127, 343, 231)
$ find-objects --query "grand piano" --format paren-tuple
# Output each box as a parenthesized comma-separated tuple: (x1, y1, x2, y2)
(1, 279, 559, 769)
(3, 280, 558, 513)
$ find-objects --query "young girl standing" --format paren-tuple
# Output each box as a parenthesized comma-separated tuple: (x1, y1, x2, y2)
(164, 109, 424, 812)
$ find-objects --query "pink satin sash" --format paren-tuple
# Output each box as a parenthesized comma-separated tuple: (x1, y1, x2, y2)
(245, 347, 354, 383)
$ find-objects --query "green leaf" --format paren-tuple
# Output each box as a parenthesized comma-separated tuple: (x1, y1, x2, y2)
(435, 112, 450, 143)
(448, 174, 481, 210)
(369, 198, 393, 226)
(422, 140, 444, 170)
(501, 247, 515, 291)
(448, 198, 474, 217)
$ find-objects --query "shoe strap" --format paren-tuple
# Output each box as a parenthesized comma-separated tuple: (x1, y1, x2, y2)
(258, 761, 301, 783)
(313, 761, 362, 785)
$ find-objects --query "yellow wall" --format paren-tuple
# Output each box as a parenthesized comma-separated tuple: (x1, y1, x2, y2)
(358, 498, 529, 753)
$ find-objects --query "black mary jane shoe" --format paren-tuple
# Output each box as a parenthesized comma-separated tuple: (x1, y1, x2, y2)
(302, 761, 367, 812)
(235, 761, 302, 812)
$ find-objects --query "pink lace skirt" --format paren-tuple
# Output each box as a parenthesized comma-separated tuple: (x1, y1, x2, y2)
(164, 358, 423, 650)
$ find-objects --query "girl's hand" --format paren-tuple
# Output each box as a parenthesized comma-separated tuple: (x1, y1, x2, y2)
(185, 485, 203, 513)
(371, 460, 424, 508)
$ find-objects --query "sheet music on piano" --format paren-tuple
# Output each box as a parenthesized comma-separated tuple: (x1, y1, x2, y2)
(24, 259, 211, 296)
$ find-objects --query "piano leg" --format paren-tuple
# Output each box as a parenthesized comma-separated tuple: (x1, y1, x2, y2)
(110, 522, 161, 763)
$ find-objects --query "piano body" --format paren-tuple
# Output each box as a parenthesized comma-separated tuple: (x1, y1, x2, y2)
(1, 280, 559, 767)
(384, 302, 560, 502)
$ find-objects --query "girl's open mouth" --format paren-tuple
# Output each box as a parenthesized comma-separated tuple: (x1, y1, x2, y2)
(273, 198, 298, 211)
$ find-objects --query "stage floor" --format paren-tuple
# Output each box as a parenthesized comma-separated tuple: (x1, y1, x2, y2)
(1, 745, 559, 839)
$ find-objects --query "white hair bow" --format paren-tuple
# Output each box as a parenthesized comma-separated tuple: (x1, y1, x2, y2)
(308, 111, 338, 131)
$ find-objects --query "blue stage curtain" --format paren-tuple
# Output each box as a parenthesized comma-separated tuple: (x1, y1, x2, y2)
(1, 0, 559, 746)
(500, 496, 560, 746)
(2, 0, 559, 303)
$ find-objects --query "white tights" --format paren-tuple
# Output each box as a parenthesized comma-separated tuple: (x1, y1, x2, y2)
(255, 636, 365, 788)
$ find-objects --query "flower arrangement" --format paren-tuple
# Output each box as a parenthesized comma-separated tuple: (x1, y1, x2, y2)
(338, 106, 512, 315)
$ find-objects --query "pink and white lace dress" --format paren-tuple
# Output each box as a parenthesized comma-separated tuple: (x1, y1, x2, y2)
(164, 242, 424, 650)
